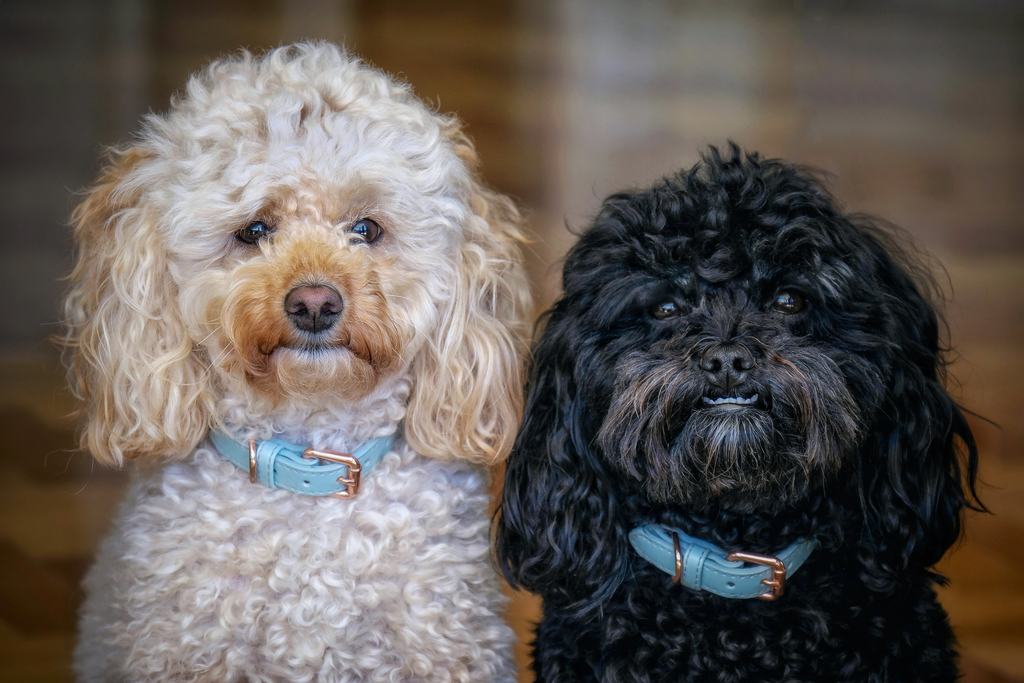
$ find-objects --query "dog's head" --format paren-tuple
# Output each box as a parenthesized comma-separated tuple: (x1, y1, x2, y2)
(498, 145, 979, 610)
(62, 43, 531, 467)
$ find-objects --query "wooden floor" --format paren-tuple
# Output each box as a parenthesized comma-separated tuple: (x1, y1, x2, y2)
(1, 1, 1022, 681)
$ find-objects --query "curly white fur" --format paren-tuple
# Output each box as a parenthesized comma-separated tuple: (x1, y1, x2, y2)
(62, 42, 530, 682)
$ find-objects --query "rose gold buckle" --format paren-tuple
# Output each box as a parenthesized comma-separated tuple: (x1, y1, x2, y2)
(726, 551, 787, 600)
(670, 531, 683, 585)
(302, 448, 362, 499)
(248, 439, 258, 483)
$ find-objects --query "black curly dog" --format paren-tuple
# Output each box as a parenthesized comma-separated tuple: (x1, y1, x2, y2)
(497, 145, 981, 682)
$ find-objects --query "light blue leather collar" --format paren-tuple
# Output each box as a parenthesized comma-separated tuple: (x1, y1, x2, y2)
(208, 428, 399, 499)
(629, 524, 816, 600)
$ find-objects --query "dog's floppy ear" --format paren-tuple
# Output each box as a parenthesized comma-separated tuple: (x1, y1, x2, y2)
(61, 147, 213, 467)
(403, 130, 531, 465)
(855, 224, 980, 584)
(496, 308, 630, 617)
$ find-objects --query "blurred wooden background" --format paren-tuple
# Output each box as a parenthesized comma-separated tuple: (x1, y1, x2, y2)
(1, 0, 1021, 681)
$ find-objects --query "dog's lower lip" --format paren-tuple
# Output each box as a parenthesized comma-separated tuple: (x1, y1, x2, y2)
(279, 342, 346, 354)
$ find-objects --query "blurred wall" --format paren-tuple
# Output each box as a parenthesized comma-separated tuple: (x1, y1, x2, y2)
(0, 1, 1022, 681)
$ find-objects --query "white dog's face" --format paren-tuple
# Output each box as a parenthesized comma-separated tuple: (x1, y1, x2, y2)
(63, 44, 529, 467)
(164, 75, 470, 403)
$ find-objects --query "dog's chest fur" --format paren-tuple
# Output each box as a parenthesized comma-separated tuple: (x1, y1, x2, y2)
(74, 445, 515, 683)
(537, 554, 956, 683)
(529, 500, 960, 683)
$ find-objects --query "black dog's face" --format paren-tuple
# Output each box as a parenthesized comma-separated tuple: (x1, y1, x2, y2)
(499, 148, 976, 613)
(552, 153, 917, 514)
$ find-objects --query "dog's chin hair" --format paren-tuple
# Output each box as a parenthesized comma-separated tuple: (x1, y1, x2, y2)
(259, 347, 382, 402)
(672, 408, 798, 509)
(608, 407, 810, 513)
(598, 345, 862, 511)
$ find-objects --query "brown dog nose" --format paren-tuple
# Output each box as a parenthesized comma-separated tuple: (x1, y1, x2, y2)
(284, 285, 343, 334)
(699, 344, 754, 389)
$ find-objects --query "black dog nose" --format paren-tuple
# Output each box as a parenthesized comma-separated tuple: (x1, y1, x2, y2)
(285, 285, 343, 334)
(699, 344, 754, 388)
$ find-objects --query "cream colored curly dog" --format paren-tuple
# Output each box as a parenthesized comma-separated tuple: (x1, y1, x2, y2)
(62, 42, 530, 683)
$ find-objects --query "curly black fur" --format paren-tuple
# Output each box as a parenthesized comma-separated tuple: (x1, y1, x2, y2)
(496, 145, 981, 682)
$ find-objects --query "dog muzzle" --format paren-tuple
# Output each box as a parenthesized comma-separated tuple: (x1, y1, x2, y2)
(209, 428, 399, 499)
(629, 524, 816, 600)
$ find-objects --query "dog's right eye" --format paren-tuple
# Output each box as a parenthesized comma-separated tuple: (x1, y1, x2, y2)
(772, 290, 806, 314)
(650, 302, 681, 320)
(235, 221, 273, 245)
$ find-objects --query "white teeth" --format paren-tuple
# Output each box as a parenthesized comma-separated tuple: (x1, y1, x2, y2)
(703, 394, 758, 406)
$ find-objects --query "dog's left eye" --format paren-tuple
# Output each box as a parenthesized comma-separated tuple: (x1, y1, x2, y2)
(651, 302, 682, 320)
(349, 218, 382, 244)
(772, 291, 806, 314)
